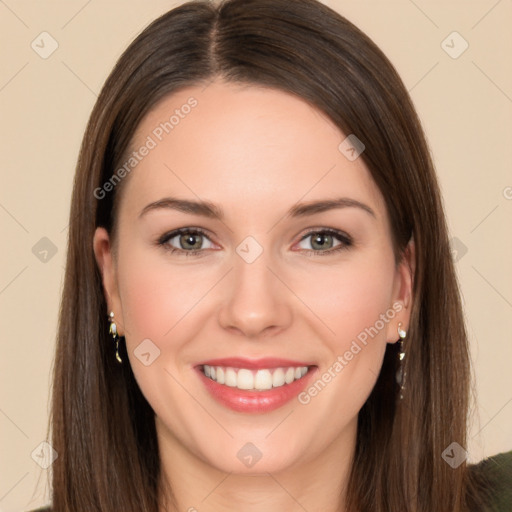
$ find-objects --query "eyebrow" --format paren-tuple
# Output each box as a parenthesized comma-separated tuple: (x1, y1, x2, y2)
(138, 196, 376, 220)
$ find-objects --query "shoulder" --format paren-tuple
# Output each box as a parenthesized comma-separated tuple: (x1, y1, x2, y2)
(467, 450, 512, 511)
(26, 507, 51, 512)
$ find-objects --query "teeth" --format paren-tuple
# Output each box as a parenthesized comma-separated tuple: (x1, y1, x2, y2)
(237, 369, 254, 390)
(202, 365, 310, 391)
(272, 368, 285, 387)
(254, 369, 273, 390)
(225, 368, 237, 387)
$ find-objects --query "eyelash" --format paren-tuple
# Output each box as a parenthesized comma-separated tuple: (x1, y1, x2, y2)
(156, 227, 353, 257)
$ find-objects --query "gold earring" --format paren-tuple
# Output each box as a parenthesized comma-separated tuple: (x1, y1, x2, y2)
(109, 311, 122, 364)
(396, 322, 407, 399)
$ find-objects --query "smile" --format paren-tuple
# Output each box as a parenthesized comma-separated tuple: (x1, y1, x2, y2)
(195, 358, 318, 413)
(202, 364, 310, 391)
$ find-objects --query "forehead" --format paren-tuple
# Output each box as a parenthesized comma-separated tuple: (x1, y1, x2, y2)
(121, 81, 385, 222)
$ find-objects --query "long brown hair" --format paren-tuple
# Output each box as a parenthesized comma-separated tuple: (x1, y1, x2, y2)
(49, 0, 489, 510)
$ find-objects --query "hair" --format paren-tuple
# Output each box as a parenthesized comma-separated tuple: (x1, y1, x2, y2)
(47, 0, 491, 510)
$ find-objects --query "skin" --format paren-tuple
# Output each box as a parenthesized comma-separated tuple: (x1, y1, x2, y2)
(93, 80, 414, 512)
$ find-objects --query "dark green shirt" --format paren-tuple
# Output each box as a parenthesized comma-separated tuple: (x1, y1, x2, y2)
(28, 450, 512, 511)
(468, 450, 512, 511)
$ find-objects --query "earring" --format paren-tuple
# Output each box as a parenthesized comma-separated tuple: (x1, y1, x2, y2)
(396, 322, 407, 399)
(109, 311, 123, 364)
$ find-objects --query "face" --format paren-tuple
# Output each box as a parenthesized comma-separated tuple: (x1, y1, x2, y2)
(94, 80, 413, 475)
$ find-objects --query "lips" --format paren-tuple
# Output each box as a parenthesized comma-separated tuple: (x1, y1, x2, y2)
(196, 357, 315, 370)
(195, 357, 317, 413)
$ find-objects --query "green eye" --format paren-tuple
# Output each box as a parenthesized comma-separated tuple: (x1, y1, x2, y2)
(297, 229, 352, 256)
(158, 228, 214, 256)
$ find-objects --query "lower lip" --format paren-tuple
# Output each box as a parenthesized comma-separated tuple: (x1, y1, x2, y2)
(196, 366, 318, 413)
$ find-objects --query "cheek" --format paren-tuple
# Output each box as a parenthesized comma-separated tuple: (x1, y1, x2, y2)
(115, 242, 227, 396)
(115, 245, 197, 349)
(293, 252, 396, 344)
(115, 247, 206, 428)
(291, 250, 397, 411)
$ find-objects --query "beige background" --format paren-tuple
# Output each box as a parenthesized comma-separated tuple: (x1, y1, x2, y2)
(1, 1, 511, 510)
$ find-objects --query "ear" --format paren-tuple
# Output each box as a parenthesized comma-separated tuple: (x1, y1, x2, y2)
(386, 237, 415, 344)
(93, 227, 125, 336)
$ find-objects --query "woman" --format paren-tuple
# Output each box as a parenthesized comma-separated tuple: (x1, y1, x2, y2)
(32, 0, 511, 510)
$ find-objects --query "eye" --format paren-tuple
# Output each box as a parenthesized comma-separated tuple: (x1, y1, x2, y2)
(157, 228, 215, 256)
(296, 228, 352, 256)
(157, 227, 353, 257)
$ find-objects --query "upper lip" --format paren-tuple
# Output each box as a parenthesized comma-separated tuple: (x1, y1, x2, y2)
(196, 357, 315, 370)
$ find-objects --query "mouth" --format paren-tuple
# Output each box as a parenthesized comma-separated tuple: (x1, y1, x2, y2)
(195, 358, 318, 413)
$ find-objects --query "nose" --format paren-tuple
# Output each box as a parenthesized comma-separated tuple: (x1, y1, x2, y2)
(217, 249, 293, 339)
